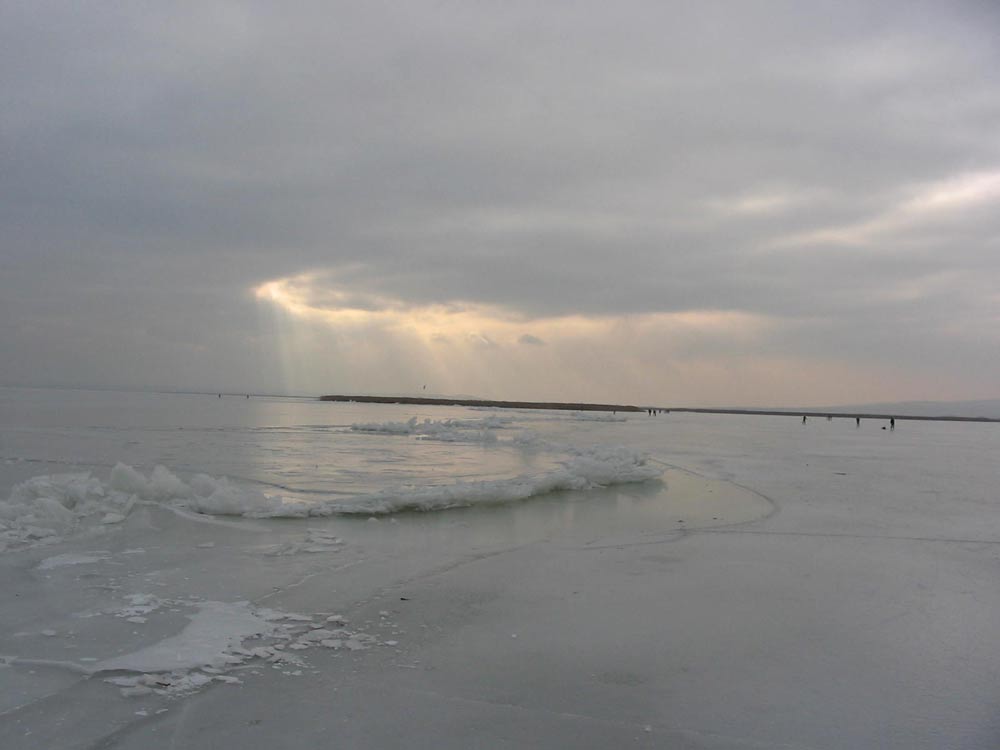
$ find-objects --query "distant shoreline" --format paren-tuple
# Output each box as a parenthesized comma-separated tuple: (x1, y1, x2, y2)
(318, 395, 1000, 422)
(318, 394, 644, 412)
(649, 408, 1000, 423)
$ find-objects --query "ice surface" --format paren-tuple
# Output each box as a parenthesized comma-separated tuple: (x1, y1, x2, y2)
(290, 445, 661, 515)
(36, 552, 109, 570)
(93, 600, 274, 673)
(2, 447, 661, 531)
(1, 389, 999, 749)
(0, 470, 135, 551)
(570, 411, 628, 422)
(350, 415, 509, 442)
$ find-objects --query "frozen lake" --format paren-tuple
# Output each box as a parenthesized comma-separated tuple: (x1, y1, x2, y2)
(1, 387, 998, 749)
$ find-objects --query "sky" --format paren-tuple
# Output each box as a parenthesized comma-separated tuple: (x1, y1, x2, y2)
(2, 1, 999, 407)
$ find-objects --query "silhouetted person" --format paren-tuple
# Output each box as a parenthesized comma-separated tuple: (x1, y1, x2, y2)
(802, 415, 807, 424)
(856, 417, 860, 427)
(890, 418, 895, 430)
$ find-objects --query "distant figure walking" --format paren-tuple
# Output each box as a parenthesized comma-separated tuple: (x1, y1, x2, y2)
(856, 417, 860, 427)
(890, 418, 895, 430)
(802, 415, 807, 424)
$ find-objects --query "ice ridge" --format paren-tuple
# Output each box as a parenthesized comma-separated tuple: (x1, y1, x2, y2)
(1, 447, 661, 546)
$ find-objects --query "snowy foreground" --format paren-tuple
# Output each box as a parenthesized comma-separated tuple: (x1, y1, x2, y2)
(1, 391, 999, 749)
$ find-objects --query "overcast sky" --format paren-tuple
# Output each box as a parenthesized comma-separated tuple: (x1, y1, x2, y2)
(2, 1, 999, 406)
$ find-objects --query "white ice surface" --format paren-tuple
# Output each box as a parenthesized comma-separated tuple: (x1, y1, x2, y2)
(2, 447, 660, 530)
(569, 411, 629, 422)
(36, 552, 109, 570)
(350, 415, 510, 441)
(92, 601, 274, 673)
(1, 389, 998, 749)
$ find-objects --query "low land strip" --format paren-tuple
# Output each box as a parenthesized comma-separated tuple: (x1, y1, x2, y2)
(667, 408, 1000, 423)
(318, 396, 1000, 422)
(319, 395, 643, 412)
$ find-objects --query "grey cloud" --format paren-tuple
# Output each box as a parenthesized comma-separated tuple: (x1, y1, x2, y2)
(518, 334, 546, 346)
(2, 1, 999, 400)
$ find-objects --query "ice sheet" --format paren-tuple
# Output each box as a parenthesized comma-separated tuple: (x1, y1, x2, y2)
(1, 389, 998, 749)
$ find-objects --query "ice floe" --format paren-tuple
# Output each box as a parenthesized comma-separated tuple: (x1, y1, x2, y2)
(1, 597, 401, 699)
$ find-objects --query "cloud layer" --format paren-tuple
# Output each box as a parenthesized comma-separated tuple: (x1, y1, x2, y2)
(3, 1, 999, 404)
